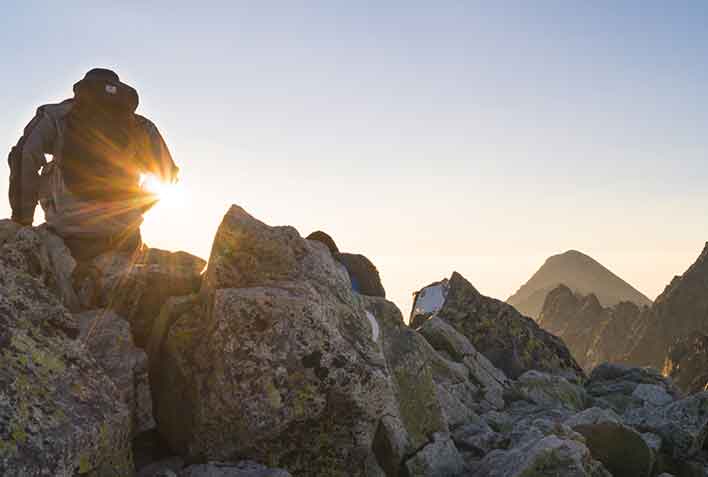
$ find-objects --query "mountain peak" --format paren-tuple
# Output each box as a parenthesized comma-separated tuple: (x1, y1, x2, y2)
(508, 250, 651, 319)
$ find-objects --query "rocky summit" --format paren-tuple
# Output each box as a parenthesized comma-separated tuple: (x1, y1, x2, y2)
(2, 211, 708, 476)
(411, 274, 584, 381)
(507, 250, 652, 320)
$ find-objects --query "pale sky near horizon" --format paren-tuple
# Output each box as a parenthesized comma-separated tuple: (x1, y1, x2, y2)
(1, 1, 707, 316)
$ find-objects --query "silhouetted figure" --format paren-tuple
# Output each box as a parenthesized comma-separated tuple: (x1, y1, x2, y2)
(8, 68, 178, 259)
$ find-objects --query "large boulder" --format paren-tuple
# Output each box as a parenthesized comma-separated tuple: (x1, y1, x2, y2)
(564, 407, 654, 477)
(77, 309, 154, 435)
(0, 229, 133, 476)
(512, 370, 587, 412)
(417, 316, 508, 413)
(75, 247, 205, 347)
(411, 272, 584, 380)
(150, 206, 402, 476)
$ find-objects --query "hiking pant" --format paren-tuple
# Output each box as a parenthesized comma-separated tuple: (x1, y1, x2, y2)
(39, 162, 148, 260)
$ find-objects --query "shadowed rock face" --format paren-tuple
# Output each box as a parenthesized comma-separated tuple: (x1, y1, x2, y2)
(507, 250, 651, 319)
(411, 272, 584, 380)
(624, 242, 708, 371)
(0, 226, 133, 476)
(537, 285, 647, 371)
(538, 285, 607, 368)
(664, 331, 708, 394)
(77, 309, 154, 436)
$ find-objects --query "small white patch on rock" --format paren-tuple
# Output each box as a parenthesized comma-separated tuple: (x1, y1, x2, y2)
(366, 310, 380, 342)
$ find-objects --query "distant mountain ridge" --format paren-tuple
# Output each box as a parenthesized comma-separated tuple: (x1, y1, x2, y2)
(537, 284, 648, 371)
(623, 242, 708, 371)
(508, 250, 652, 319)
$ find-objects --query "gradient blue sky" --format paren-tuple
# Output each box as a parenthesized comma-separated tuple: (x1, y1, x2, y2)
(2, 1, 707, 315)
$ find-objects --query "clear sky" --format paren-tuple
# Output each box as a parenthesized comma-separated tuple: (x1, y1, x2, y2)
(2, 1, 707, 316)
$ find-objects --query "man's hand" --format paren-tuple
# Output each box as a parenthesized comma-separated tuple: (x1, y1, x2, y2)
(168, 165, 180, 184)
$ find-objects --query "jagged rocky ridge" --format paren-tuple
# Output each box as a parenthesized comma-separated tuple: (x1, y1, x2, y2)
(622, 243, 708, 372)
(537, 284, 650, 371)
(411, 276, 584, 381)
(533, 243, 708, 394)
(3, 211, 708, 476)
(508, 250, 652, 319)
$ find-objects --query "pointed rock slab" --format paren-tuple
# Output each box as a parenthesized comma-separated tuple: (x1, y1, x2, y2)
(0, 241, 133, 475)
(409, 315, 507, 427)
(624, 392, 708, 461)
(564, 407, 654, 477)
(418, 316, 508, 411)
(151, 206, 399, 476)
(77, 309, 155, 435)
(412, 272, 584, 380)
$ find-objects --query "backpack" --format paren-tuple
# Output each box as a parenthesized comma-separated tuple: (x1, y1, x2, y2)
(60, 77, 146, 201)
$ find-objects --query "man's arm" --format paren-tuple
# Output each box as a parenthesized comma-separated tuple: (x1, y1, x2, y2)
(8, 109, 56, 225)
(136, 116, 179, 183)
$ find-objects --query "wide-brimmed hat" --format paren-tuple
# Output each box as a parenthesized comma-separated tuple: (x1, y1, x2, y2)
(73, 68, 139, 112)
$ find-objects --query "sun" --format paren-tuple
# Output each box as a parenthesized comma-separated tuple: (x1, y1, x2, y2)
(141, 174, 179, 204)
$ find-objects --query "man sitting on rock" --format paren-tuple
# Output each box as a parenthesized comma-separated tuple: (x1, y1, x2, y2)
(7, 68, 178, 260)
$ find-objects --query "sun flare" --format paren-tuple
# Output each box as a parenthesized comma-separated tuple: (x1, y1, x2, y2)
(141, 174, 179, 205)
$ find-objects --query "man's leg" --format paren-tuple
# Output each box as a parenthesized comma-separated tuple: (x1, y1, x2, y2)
(63, 227, 143, 262)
